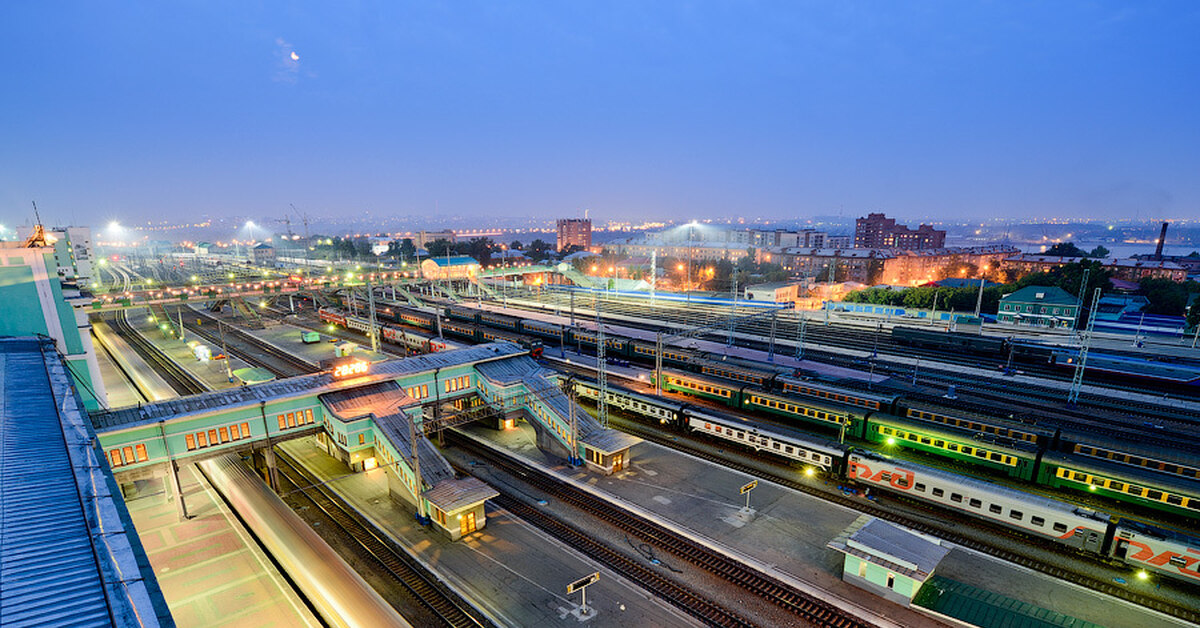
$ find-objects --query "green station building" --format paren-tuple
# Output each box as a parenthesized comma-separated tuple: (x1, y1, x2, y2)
(0, 235, 105, 409)
(997, 286, 1081, 329)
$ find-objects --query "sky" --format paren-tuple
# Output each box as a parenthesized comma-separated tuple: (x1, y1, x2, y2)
(1, 1, 1198, 229)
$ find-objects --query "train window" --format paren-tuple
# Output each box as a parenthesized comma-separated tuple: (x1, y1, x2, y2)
(785, 446, 794, 454)
(932, 488, 944, 497)
(895, 477, 910, 488)
(934, 440, 945, 448)
(1127, 485, 1144, 496)
(1145, 490, 1163, 501)
(1184, 468, 1198, 478)
(1072, 472, 1086, 482)
(1031, 516, 1045, 527)
(976, 450, 988, 458)
(1009, 511, 1023, 521)
(989, 504, 1002, 514)
(914, 483, 926, 492)
(1109, 481, 1125, 492)
(950, 493, 963, 503)
(990, 453, 1002, 462)
(1169, 556, 1188, 568)
(772, 442, 780, 450)
(908, 434, 918, 442)
(1053, 523, 1068, 533)
(969, 498, 982, 508)
(920, 437, 932, 445)
(1166, 494, 1183, 506)
(948, 444, 959, 451)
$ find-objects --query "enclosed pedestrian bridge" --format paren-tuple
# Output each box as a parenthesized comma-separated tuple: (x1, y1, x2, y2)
(91, 342, 639, 539)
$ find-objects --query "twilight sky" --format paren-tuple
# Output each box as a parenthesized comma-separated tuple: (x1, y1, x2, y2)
(1, 1, 1197, 227)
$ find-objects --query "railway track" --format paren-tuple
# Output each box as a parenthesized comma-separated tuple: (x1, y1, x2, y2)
(449, 433, 872, 628)
(184, 308, 320, 378)
(107, 310, 209, 395)
(605, 414, 1200, 625)
(274, 450, 490, 628)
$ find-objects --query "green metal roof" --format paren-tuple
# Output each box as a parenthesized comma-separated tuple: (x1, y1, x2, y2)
(913, 576, 1102, 628)
(999, 285, 1080, 306)
(233, 367, 276, 384)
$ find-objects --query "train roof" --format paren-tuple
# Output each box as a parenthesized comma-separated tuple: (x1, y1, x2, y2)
(1052, 352, 1200, 382)
(868, 413, 1041, 455)
(1039, 451, 1200, 498)
(851, 450, 1110, 521)
(747, 387, 866, 417)
(1116, 518, 1200, 546)
(576, 379, 689, 411)
(1064, 431, 1200, 467)
(776, 375, 900, 404)
(694, 354, 795, 375)
(688, 408, 846, 456)
(899, 399, 1053, 437)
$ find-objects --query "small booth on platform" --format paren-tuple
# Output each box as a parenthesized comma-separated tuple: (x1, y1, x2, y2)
(580, 430, 642, 475)
(827, 515, 950, 607)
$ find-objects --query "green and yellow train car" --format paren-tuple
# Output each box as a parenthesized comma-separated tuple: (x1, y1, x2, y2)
(651, 370, 742, 406)
(863, 413, 1039, 481)
(740, 389, 865, 436)
(1037, 452, 1200, 521)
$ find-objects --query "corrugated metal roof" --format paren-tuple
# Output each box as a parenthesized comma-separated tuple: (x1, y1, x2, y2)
(423, 477, 498, 513)
(321, 381, 411, 418)
(913, 576, 1102, 628)
(92, 343, 525, 433)
(479, 354, 642, 453)
(373, 411, 455, 485)
(1, 337, 170, 627)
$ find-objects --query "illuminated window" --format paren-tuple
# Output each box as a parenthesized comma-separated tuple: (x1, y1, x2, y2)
(109, 450, 122, 467)
(219, 427, 229, 443)
(135, 444, 148, 462)
(278, 415, 286, 430)
(241, 422, 251, 437)
(305, 409, 314, 424)
(186, 434, 196, 450)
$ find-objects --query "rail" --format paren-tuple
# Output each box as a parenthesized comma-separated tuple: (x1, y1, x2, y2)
(107, 310, 209, 396)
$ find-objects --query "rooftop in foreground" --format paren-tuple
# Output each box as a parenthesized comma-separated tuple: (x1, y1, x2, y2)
(0, 336, 172, 627)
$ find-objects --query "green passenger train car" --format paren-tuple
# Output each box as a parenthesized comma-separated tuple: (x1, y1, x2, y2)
(863, 414, 1039, 481)
(1036, 452, 1200, 520)
(651, 370, 743, 406)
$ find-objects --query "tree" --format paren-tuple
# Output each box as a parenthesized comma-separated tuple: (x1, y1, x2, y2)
(1088, 245, 1110, 258)
(526, 239, 554, 262)
(1044, 242, 1087, 257)
(509, 240, 523, 250)
(463, 237, 495, 267)
(1139, 278, 1199, 316)
(425, 238, 455, 258)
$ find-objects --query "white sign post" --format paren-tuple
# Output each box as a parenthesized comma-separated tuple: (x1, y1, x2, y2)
(567, 572, 600, 616)
(740, 479, 758, 510)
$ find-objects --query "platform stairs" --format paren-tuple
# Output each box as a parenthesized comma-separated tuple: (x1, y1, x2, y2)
(470, 278, 503, 302)
(557, 268, 596, 288)
(229, 297, 266, 329)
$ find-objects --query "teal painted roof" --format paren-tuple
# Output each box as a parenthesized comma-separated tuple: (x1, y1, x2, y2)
(1000, 286, 1079, 306)
(913, 576, 1102, 628)
(428, 255, 479, 267)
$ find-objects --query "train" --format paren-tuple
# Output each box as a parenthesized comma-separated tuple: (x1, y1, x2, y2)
(643, 367, 1200, 522)
(318, 308, 464, 354)
(348, 300, 1199, 521)
(570, 377, 1200, 586)
(892, 326, 1200, 386)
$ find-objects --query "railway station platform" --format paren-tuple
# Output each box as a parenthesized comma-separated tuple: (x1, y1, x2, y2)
(193, 306, 390, 365)
(456, 422, 1196, 628)
(121, 463, 321, 626)
(277, 437, 702, 627)
(121, 307, 255, 391)
(94, 336, 150, 407)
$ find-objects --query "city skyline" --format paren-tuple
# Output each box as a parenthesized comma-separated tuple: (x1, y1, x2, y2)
(3, 2, 1199, 226)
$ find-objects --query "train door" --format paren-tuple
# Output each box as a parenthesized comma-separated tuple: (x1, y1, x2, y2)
(1080, 528, 1103, 553)
(460, 511, 477, 536)
(1113, 539, 1130, 560)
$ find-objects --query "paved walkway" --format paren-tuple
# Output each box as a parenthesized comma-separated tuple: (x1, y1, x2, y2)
(460, 422, 1195, 628)
(123, 465, 320, 627)
(278, 438, 700, 628)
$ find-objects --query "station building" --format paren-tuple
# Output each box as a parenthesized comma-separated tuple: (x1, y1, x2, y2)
(996, 286, 1080, 328)
(0, 236, 106, 409)
(421, 255, 481, 281)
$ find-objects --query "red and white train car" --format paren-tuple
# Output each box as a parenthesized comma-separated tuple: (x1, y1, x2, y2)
(848, 451, 1111, 552)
